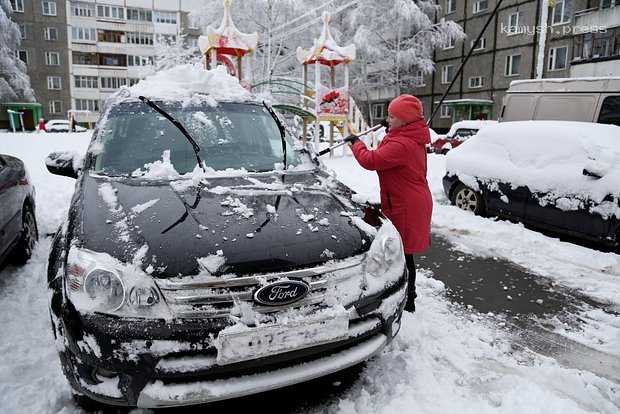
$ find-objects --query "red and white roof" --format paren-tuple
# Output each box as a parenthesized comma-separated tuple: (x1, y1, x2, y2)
(296, 12, 356, 66)
(198, 0, 258, 57)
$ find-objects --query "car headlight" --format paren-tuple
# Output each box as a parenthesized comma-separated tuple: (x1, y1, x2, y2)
(364, 219, 405, 279)
(66, 248, 171, 319)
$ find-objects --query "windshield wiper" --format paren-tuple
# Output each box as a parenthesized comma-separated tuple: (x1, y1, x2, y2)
(263, 101, 287, 170)
(138, 96, 207, 174)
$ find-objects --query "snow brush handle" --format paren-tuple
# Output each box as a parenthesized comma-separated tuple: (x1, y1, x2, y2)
(317, 122, 385, 157)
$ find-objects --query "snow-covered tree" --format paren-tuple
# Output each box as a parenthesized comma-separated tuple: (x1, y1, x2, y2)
(341, 0, 465, 102)
(0, 0, 34, 103)
(154, 34, 201, 72)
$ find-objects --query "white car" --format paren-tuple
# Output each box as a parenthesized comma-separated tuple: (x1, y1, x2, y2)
(45, 120, 87, 133)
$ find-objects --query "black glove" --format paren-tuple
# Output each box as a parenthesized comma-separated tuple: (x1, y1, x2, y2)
(343, 134, 360, 144)
(381, 119, 389, 132)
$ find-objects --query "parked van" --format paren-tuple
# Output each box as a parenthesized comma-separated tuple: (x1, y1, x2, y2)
(500, 77, 620, 126)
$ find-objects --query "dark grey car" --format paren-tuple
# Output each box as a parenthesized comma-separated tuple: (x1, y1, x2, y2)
(0, 154, 38, 266)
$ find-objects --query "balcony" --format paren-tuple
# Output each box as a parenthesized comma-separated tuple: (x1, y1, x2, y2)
(574, 6, 620, 31)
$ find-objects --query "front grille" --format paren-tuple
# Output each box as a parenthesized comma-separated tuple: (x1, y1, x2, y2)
(155, 256, 365, 319)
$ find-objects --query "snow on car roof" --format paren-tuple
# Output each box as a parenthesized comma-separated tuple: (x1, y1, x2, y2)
(112, 64, 253, 106)
(446, 121, 620, 216)
(446, 120, 497, 137)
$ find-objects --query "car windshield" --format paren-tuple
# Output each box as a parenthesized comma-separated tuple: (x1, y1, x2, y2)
(92, 101, 304, 175)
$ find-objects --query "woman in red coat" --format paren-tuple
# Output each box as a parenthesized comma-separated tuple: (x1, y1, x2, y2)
(349, 94, 433, 312)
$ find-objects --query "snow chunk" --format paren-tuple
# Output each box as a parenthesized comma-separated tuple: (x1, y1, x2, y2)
(132, 150, 181, 179)
(197, 252, 227, 274)
(98, 183, 121, 212)
(318, 218, 330, 226)
(123, 64, 251, 104)
(131, 198, 160, 214)
(266, 204, 276, 214)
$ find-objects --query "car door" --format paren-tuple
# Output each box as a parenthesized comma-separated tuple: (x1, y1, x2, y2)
(483, 181, 529, 219)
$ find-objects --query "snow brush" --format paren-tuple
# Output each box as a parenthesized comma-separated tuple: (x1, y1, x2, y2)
(317, 120, 388, 156)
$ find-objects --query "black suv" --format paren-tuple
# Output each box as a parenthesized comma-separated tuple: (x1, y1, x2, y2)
(46, 98, 407, 408)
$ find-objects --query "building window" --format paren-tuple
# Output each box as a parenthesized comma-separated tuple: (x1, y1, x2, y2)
(97, 30, 124, 43)
(505, 54, 521, 76)
(49, 101, 62, 114)
(446, 0, 456, 14)
(472, 37, 486, 50)
(469, 76, 484, 88)
(154, 11, 177, 24)
(15, 50, 28, 64)
(10, 0, 24, 12)
(72, 51, 97, 65)
(126, 32, 154, 45)
(127, 8, 152, 22)
(473, 0, 488, 14)
(601, 0, 613, 8)
(44, 27, 58, 41)
(441, 65, 455, 84)
(74, 75, 98, 88)
(551, 0, 571, 25)
(443, 36, 456, 50)
(98, 54, 127, 67)
(75, 99, 100, 112)
(573, 30, 618, 61)
(128, 78, 141, 86)
(128, 55, 154, 66)
(45, 51, 60, 66)
(71, 27, 97, 42)
(372, 103, 386, 119)
(413, 70, 425, 87)
(548, 46, 568, 70)
(97, 5, 125, 20)
(100, 77, 127, 90)
(42, 1, 57, 16)
(47, 76, 62, 90)
(440, 104, 452, 118)
(507, 12, 523, 35)
(72, 2, 95, 17)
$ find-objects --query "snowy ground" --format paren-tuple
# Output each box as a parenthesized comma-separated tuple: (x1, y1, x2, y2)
(0, 132, 618, 413)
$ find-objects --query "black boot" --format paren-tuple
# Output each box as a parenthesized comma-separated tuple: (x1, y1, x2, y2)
(405, 254, 417, 313)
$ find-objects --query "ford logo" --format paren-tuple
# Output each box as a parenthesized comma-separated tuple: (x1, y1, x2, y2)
(254, 280, 310, 306)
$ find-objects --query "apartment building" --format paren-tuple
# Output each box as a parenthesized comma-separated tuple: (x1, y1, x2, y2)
(68, 0, 199, 123)
(365, 0, 620, 132)
(10, 0, 72, 120)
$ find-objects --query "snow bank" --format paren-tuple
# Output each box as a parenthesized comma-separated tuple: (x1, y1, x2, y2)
(446, 121, 620, 216)
(122, 64, 252, 104)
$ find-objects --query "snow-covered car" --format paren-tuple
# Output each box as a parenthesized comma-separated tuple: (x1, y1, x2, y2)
(0, 154, 37, 266)
(45, 66, 407, 408)
(45, 119, 87, 133)
(431, 120, 497, 154)
(443, 121, 620, 248)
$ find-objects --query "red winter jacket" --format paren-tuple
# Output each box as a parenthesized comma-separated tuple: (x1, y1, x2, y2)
(351, 120, 432, 254)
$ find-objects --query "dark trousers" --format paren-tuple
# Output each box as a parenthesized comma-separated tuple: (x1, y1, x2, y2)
(405, 254, 417, 308)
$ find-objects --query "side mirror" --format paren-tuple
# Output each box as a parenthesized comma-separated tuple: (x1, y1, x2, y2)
(45, 151, 82, 179)
(582, 168, 602, 179)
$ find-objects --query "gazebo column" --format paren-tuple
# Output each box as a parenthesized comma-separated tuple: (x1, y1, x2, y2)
(314, 60, 320, 152)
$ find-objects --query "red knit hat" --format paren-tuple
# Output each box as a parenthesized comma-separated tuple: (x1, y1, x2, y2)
(388, 94, 424, 123)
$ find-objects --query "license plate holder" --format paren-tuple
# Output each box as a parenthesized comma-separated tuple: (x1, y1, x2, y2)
(216, 313, 349, 365)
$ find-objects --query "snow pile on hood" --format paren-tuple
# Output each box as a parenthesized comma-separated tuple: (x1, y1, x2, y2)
(122, 64, 252, 103)
(446, 121, 620, 215)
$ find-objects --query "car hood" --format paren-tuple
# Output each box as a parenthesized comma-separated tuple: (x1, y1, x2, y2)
(74, 171, 374, 277)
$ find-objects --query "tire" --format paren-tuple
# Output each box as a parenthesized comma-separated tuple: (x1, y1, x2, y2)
(451, 183, 485, 215)
(10, 204, 39, 264)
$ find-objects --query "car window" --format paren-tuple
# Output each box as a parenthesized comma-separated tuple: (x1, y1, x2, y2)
(452, 128, 478, 139)
(92, 102, 303, 175)
(597, 96, 620, 127)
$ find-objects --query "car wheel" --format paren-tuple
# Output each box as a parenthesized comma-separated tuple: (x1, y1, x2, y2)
(11, 204, 39, 264)
(452, 183, 485, 215)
